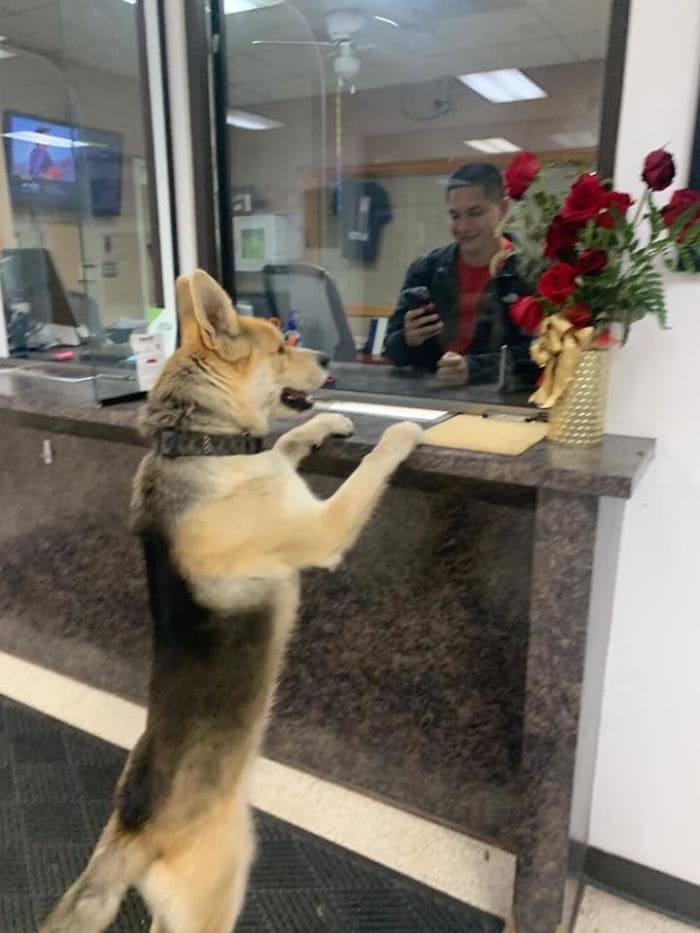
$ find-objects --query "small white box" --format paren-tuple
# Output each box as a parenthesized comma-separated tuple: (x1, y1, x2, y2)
(233, 212, 303, 272)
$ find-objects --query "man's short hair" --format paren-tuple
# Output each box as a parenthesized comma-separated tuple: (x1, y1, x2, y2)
(446, 163, 504, 201)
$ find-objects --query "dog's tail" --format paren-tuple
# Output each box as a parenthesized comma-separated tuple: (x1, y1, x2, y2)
(38, 817, 150, 933)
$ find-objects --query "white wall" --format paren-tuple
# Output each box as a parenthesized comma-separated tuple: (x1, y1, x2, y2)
(589, 0, 700, 884)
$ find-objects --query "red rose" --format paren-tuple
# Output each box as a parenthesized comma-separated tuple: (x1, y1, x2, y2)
(510, 295, 543, 333)
(661, 188, 700, 241)
(565, 303, 593, 329)
(642, 149, 675, 191)
(504, 151, 540, 199)
(545, 213, 580, 258)
(560, 174, 607, 223)
(593, 328, 617, 348)
(597, 190, 633, 228)
(575, 248, 608, 276)
(538, 262, 577, 305)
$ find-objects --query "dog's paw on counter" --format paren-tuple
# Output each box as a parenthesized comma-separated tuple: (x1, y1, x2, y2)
(376, 420, 424, 461)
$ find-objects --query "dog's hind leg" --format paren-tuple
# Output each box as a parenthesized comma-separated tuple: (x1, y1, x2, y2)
(39, 816, 147, 933)
(140, 803, 254, 933)
(273, 412, 353, 465)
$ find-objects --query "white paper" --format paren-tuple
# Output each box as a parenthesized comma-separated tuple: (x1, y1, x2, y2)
(131, 332, 165, 392)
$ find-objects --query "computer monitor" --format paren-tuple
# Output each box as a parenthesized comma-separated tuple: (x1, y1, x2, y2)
(3, 111, 123, 216)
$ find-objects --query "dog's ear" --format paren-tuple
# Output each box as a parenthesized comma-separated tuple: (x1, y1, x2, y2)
(175, 274, 200, 350)
(189, 269, 240, 349)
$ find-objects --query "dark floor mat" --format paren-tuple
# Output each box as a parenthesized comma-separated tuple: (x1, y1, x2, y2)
(0, 696, 504, 932)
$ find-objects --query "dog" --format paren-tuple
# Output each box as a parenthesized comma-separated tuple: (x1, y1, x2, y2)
(40, 269, 422, 933)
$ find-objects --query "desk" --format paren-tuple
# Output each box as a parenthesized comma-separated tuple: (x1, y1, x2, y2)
(0, 386, 653, 932)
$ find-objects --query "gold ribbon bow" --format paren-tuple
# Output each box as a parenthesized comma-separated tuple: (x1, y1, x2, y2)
(529, 313, 594, 409)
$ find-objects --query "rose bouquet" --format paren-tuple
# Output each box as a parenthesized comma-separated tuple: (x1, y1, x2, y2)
(503, 148, 700, 344)
(499, 149, 700, 417)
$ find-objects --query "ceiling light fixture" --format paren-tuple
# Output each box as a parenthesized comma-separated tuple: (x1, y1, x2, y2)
(224, 0, 283, 12)
(1, 130, 92, 148)
(464, 137, 521, 154)
(226, 109, 284, 130)
(457, 68, 547, 103)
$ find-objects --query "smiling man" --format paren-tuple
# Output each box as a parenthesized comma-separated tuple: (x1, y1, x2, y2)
(384, 162, 537, 387)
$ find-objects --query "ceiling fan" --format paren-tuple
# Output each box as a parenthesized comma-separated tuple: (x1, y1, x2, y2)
(251, 8, 399, 90)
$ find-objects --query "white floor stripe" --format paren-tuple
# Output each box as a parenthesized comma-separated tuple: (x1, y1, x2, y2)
(0, 651, 691, 931)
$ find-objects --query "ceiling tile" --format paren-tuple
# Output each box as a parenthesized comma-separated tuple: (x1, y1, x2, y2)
(563, 31, 608, 62)
(534, 0, 612, 36)
(431, 6, 553, 50)
(228, 81, 267, 106)
(0, 0, 52, 13)
(0, 5, 62, 54)
(368, 28, 453, 57)
(66, 40, 139, 79)
(58, 0, 134, 50)
(424, 36, 575, 77)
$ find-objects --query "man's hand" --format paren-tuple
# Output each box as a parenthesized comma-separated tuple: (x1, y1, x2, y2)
(403, 304, 444, 348)
(437, 351, 469, 386)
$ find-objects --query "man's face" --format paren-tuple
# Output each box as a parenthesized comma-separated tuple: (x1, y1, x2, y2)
(447, 185, 508, 259)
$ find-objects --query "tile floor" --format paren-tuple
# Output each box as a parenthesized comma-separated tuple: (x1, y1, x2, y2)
(0, 651, 694, 933)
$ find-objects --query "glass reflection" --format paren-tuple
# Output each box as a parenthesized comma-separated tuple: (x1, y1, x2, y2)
(224, 0, 611, 405)
(0, 0, 168, 404)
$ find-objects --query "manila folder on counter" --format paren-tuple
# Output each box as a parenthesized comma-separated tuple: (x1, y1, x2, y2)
(422, 414, 546, 456)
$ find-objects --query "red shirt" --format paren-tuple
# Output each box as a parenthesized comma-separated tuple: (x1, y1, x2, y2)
(449, 239, 512, 355)
(449, 258, 491, 355)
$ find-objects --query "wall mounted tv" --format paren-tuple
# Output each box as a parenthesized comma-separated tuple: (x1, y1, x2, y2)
(2, 110, 122, 216)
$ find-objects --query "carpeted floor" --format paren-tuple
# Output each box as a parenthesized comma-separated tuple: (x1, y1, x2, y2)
(0, 695, 504, 932)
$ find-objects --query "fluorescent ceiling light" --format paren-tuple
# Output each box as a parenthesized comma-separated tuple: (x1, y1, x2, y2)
(224, 0, 282, 12)
(457, 68, 547, 103)
(226, 109, 284, 130)
(121, 0, 136, 5)
(464, 137, 521, 154)
(1, 130, 92, 148)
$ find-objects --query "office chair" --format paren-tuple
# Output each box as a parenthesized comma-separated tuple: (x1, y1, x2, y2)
(262, 263, 357, 362)
(1, 248, 78, 328)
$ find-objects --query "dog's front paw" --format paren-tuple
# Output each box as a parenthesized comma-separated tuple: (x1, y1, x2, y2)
(325, 414, 354, 437)
(377, 421, 423, 460)
(306, 413, 354, 450)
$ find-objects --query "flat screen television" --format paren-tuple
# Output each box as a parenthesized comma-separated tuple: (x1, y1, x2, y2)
(2, 110, 122, 216)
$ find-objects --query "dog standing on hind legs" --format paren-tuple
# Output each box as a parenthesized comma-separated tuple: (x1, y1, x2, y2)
(39, 268, 423, 933)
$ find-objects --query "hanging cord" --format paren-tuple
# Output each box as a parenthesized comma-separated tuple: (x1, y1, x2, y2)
(335, 75, 343, 211)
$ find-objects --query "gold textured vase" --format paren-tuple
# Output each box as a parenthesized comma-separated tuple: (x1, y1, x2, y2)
(547, 349, 611, 446)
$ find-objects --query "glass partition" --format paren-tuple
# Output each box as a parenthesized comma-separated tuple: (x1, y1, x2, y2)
(220, 0, 616, 409)
(0, 0, 173, 404)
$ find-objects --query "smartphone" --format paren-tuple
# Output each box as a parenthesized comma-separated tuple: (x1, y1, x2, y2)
(402, 286, 434, 313)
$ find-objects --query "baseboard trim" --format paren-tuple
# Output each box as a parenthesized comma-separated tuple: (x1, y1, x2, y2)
(585, 847, 700, 927)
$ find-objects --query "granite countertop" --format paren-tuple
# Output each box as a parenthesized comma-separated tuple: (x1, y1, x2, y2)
(0, 386, 654, 500)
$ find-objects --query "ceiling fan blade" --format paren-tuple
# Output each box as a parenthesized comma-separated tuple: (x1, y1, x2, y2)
(373, 15, 399, 27)
(250, 39, 334, 47)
